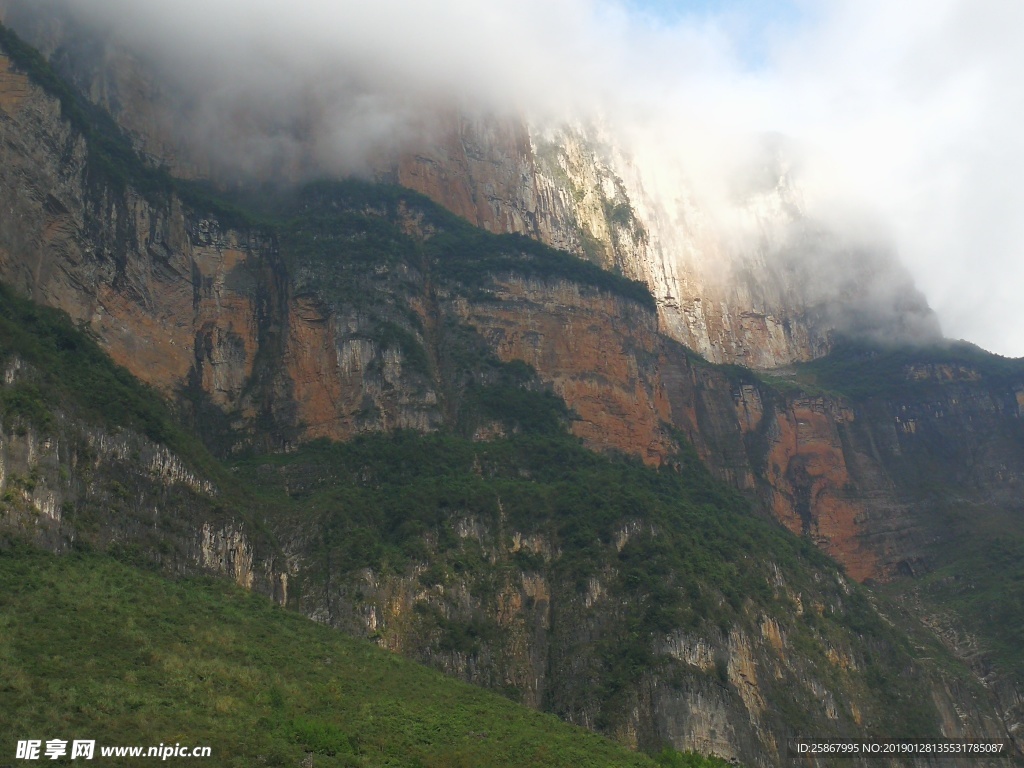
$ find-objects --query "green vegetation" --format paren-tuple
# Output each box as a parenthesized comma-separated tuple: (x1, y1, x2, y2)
(607, 201, 637, 228)
(233, 429, 824, 600)
(0, 22, 993, 757)
(0, 284, 187, 454)
(232, 429, 944, 739)
(793, 337, 1024, 400)
(0, 283, 946, 745)
(0, 381, 53, 434)
(889, 500, 1024, 682)
(276, 180, 656, 310)
(0, 546, 662, 768)
(0, 284, 232, 487)
(468, 383, 569, 435)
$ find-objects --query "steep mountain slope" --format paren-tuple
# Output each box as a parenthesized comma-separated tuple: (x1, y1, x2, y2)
(792, 341, 1024, 739)
(394, 120, 941, 367)
(0, 244, 1012, 767)
(1, 16, 1023, 766)
(0, 0, 940, 367)
(0, 22, 981, 582)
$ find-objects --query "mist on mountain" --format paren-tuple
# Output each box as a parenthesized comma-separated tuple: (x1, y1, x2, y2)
(3, 0, 1020, 355)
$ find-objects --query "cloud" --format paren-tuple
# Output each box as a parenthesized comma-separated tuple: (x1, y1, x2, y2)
(756, 0, 1024, 358)
(49, 0, 616, 175)
(7, 0, 1023, 355)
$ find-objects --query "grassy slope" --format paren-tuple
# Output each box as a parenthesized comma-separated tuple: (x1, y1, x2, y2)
(0, 546, 671, 768)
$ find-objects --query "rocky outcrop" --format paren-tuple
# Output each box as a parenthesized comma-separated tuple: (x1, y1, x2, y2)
(3, 20, 1019, 589)
(456, 276, 676, 465)
(277, 503, 1008, 768)
(0, 48, 276, 416)
(0, 354, 287, 598)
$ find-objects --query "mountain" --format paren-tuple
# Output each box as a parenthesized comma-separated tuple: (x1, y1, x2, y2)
(0, 0, 941, 369)
(0, 9, 1023, 766)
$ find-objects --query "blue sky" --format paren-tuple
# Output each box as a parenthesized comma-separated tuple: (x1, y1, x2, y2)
(620, 0, 810, 69)
(624, 0, 803, 23)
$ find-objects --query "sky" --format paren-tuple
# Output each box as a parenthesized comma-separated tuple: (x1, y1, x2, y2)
(44, 0, 1024, 357)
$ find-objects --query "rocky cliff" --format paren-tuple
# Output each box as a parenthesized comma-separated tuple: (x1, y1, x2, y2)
(2, 287, 1017, 766)
(393, 120, 941, 368)
(0, 20, 1003, 582)
(0, 1, 941, 368)
(0, 351, 286, 600)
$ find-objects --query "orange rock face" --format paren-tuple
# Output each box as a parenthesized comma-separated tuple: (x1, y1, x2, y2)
(91, 223, 262, 412)
(284, 296, 347, 440)
(393, 115, 539, 238)
(762, 399, 880, 582)
(459, 277, 676, 466)
(1, 53, 263, 410)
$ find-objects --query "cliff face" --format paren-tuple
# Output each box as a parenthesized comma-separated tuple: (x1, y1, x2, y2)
(0, 49, 276, 417)
(455, 276, 676, 464)
(0, 28, 1014, 596)
(0, 354, 287, 601)
(254, 435, 1008, 767)
(0, 5, 940, 369)
(291, 520, 990, 764)
(390, 119, 815, 367)
(392, 120, 942, 368)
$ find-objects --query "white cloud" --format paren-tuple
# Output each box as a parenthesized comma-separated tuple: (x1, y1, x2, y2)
(756, 0, 1024, 357)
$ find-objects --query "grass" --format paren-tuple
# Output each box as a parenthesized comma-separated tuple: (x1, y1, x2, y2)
(0, 545, 672, 768)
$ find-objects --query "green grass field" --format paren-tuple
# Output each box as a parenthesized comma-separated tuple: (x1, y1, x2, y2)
(0, 546, 736, 768)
